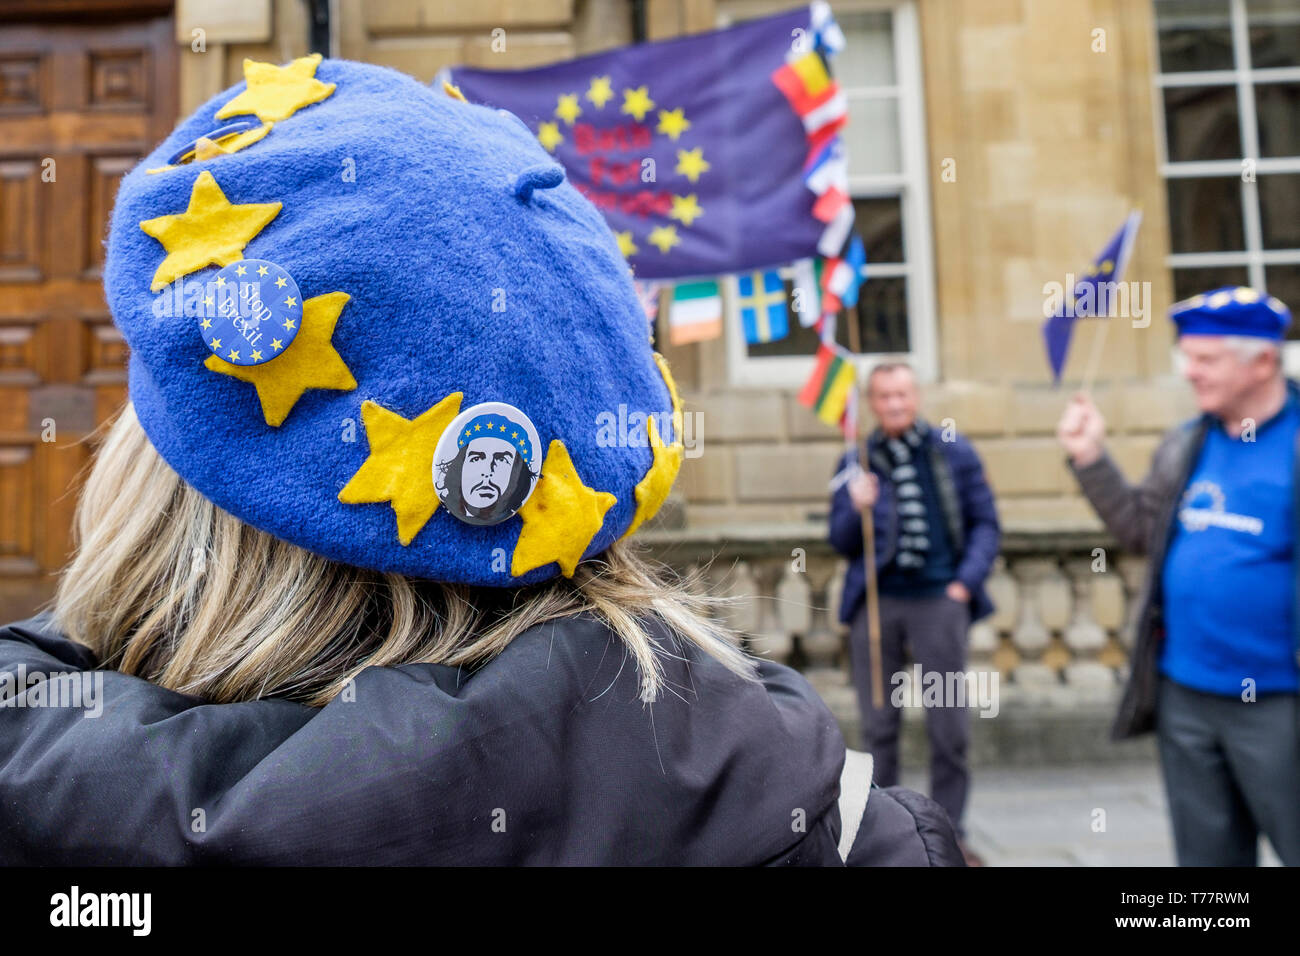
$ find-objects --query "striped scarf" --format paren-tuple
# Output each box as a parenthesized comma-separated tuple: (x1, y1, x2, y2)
(879, 420, 930, 570)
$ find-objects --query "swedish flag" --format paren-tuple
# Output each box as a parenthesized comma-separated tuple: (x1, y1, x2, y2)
(738, 269, 789, 344)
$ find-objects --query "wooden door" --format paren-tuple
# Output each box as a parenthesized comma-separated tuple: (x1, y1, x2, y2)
(0, 3, 176, 622)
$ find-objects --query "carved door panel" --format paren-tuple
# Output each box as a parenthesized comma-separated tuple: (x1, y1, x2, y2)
(0, 9, 176, 621)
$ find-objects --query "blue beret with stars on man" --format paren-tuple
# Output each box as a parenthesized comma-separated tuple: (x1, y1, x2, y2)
(104, 55, 685, 585)
(1170, 285, 1292, 341)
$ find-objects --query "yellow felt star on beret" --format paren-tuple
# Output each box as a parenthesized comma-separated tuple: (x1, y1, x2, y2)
(512, 440, 616, 578)
(192, 122, 272, 160)
(216, 53, 336, 124)
(338, 393, 464, 545)
(622, 416, 683, 539)
(654, 352, 684, 439)
(138, 170, 281, 292)
(204, 291, 356, 426)
(619, 352, 685, 538)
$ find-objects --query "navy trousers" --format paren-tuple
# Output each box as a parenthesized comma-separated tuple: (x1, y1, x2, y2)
(848, 593, 971, 839)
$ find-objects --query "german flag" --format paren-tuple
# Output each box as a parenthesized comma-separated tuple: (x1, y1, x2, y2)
(798, 343, 856, 426)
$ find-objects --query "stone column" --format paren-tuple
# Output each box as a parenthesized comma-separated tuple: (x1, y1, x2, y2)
(1010, 557, 1063, 687)
(1063, 558, 1115, 692)
(800, 556, 842, 668)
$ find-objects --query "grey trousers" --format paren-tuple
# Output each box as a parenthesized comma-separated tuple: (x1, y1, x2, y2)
(1156, 675, 1300, 866)
(848, 593, 971, 837)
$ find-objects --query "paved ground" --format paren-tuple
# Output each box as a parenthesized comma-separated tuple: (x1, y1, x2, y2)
(899, 762, 1283, 866)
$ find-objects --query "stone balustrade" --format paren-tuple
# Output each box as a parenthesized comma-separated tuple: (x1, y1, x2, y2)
(638, 523, 1144, 704)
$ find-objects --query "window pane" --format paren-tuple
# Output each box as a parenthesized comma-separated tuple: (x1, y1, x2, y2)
(843, 96, 901, 176)
(1163, 85, 1240, 161)
(1155, 0, 1235, 73)
(852, 197, 904, 263)
(1167, 177, 1245, 252)
(1172, 265, 1250, 302)
(1266, 265, 1300, 340)
(1259, 174, 1300, 249)
(842, 276, 909, 354)
(834, 11, 895, 88)
(744, 274, 909, 358)
(1247, 0, 1300, 69)
(1255, 83, 1300, 158)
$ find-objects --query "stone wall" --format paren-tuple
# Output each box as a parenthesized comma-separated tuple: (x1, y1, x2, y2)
(659, 0, 1193, 540)
(644, 528, 1141, 686)
(911, 0, 1189, 531)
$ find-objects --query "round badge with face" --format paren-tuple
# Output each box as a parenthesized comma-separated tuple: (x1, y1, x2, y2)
(198, 258, 302, 366)
(433, 402, 542, 526)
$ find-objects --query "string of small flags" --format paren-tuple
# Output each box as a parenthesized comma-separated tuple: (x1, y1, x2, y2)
(653, 245, 865, 350)
(632, 2, 863, 439)
(648, 251, 864, 441)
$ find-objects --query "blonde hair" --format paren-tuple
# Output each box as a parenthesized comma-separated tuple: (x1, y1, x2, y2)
(51, 403, 758, 707)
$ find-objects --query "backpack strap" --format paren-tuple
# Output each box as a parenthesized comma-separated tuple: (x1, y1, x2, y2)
(836, 748, 874, 862)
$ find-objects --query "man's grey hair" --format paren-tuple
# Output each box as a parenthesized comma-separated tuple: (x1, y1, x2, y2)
(1222, 334, 1281, 367)
(866, 361, 916, 393)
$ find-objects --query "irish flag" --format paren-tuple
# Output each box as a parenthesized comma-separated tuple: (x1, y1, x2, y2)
(798, 343, 856, 426)
(668, 280, 723, 345)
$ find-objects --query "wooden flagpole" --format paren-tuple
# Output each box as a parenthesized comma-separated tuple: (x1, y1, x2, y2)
(1080, 317, 1111, 396)
(845, 318, 884, 710)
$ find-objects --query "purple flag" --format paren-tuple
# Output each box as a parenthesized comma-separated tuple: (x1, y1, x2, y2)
(446, 5, 841, 279)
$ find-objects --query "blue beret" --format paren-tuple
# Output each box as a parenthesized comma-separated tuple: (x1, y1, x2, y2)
(105, 56, 685, 586)
(1169, 285, 1292, 340)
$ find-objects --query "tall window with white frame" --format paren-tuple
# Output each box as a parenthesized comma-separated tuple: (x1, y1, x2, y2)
(719, 1, 936, 385)
(1154, 0, 1300, 334)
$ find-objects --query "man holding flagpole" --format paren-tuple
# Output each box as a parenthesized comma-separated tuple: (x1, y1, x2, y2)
(828, 363, 1001, 864)
(1057, 287, 1300, 866)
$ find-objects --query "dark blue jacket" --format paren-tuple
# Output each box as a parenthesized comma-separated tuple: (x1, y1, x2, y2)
(829, 428, 1000, 624)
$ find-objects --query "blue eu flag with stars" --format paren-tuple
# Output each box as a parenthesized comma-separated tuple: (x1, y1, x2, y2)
(1042, 211, 1142, 383)
(445, 6, 830, 280)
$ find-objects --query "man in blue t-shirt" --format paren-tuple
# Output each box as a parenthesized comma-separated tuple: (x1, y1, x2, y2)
(1058, 287, 1300, 866)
